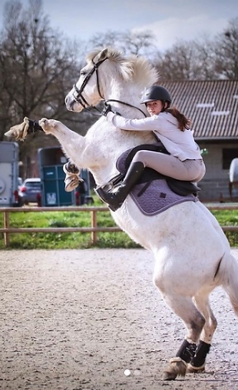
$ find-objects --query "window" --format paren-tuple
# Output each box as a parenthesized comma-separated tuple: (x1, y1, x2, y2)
(223, 149, 238, 169)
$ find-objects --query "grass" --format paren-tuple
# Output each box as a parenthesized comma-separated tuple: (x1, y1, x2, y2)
(0, 196, 141, 249)
(209, 209, 238, 247)
(0, 199, 238, 249)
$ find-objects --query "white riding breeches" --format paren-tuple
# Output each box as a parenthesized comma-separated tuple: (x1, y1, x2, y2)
(132, 150, 206, 182)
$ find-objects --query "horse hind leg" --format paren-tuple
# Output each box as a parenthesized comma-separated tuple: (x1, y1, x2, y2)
(161, 295, 205, 380)
(188, 252, 238, 374)
(221, 252, 238, 316)
(187, 294, 217, 373)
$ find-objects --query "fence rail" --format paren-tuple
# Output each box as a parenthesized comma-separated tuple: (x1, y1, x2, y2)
(0, 205, 238, 247)
(0, 206, 121, 247)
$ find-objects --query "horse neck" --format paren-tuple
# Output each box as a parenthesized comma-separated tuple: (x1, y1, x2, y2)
(103, 81, 147, 119)
(96, 80, 156, 164)
(87, 110, 156, 186)
(88, 77, 155, 184)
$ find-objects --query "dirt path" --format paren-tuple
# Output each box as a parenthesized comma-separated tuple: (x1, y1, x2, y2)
(1, 249, 238, 390)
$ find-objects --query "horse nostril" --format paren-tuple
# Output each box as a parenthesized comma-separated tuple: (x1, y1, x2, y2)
(65, 97, 74, 111)
(70, 100, 75, 111)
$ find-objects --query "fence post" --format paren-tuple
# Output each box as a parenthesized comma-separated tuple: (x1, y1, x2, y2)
(91, 209, 97, 244)
(3, 210, 9, 247)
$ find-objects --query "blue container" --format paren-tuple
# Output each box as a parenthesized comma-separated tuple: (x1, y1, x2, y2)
(38, 147, 91, 207)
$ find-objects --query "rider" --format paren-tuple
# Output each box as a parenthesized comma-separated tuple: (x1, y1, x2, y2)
(96, 85, 206, 211)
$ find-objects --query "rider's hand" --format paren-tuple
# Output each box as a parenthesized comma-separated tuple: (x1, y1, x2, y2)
(101, 104, 112, 116)
(101, 104, 122, 117)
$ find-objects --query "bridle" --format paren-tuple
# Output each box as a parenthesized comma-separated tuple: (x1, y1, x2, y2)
(72, 57, 147, 118)
(73, 57, 107, 110)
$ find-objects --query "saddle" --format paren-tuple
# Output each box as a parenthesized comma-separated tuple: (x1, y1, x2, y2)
(107, 142, 200, 197)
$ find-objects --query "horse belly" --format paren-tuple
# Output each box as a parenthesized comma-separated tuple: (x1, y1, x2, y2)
(152, 202, 226, 295)
(115, 200, 226, 295)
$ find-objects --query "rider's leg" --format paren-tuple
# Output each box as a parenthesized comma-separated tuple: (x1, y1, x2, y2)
(96, 161, 144, 211)
(132, 150, 206, 182)
(95, 150, 205, 211)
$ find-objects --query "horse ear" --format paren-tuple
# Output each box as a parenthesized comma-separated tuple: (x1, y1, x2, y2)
(98, 48, 108, 61)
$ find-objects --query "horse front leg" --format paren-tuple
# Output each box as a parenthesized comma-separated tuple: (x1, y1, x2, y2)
(39, 118, 85, 165)
(39, 118, 87, 191)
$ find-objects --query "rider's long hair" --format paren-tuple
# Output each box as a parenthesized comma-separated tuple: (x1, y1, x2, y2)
(166, 107, 191, 132)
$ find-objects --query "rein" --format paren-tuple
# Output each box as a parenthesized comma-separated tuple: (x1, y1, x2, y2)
(72, 57, 147, 118)
(105, 99, 147, 118)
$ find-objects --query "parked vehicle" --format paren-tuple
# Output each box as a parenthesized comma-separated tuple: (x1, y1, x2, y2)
(0, 141, 20, 207)
(18, 178, 42, 206)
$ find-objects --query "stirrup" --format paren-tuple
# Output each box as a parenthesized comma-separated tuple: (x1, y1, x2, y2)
(95, 187, 123, 212)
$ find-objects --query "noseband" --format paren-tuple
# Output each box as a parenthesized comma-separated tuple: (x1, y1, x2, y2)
(72, 56, 147, 117)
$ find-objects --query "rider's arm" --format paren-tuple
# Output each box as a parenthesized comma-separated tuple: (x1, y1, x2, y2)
(106, 112, 160, 131)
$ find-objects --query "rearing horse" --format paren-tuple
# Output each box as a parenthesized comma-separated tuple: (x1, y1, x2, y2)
(5, 47, 238, 381)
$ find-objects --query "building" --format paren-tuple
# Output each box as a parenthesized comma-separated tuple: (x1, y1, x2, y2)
(162, 80, 238, 201)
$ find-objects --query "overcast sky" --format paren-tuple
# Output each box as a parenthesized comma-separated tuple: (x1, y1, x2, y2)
(0, 0, 237, 51)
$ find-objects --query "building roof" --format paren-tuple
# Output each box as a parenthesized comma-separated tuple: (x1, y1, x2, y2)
(162, 80, 238, 141)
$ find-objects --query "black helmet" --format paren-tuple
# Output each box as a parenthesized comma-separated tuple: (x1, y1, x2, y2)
(140, 85, 172, 107)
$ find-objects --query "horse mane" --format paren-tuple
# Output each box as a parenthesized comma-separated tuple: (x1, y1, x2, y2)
(86, 47, 158, 90)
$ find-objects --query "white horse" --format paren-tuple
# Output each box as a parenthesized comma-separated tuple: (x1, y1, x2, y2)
(6, 47, 238, 380)
(229, 158, 238, 199)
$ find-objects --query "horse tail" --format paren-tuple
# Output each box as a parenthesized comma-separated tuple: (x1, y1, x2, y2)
(219, 251, 238, 316)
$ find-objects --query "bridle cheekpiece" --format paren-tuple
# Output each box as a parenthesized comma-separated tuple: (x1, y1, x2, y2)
(72, 56, 146, 117)
(73, 57, 108, 110)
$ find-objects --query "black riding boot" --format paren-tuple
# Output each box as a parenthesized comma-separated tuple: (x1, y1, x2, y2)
(96, 161, 144, 211)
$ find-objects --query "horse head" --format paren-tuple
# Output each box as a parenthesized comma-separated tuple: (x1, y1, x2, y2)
(65, 47, 158, 117)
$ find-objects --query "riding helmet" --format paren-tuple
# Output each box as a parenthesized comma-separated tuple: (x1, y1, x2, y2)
(140, 85, 172, 106)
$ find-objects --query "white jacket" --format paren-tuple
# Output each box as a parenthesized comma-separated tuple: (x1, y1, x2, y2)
(107, 111, 202, 162)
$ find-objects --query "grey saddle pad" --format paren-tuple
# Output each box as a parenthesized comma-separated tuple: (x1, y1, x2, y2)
(116, 143, 198, 216)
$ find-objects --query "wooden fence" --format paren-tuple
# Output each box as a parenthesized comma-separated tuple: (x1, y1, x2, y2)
(0, 206, 121, 247)
(0, 205, 238, 247)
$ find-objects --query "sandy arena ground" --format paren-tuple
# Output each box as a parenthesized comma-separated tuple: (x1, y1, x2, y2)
(1, 248, 238, 390)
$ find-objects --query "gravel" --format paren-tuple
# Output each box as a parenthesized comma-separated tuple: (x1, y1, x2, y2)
(1, 248, 238, 390)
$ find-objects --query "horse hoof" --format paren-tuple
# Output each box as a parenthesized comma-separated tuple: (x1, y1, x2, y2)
(187, 363, 205, 373)
(63, 163, 79, 175)
(64, 175, 80, 192)
(163, 357, 187, 380)
(163, 369, 177, 381)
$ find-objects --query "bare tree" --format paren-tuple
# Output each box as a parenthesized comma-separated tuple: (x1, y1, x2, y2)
(192, 36, 218, 80)
(154, 40, 200, 81)
(213, 17, 238, 80)
(0, 0, 94, 176)
(0, 0, 86, 129)
(87, 30, 157, 57)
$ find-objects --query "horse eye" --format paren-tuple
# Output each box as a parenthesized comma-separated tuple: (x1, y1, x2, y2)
(80, 71, 87, 76)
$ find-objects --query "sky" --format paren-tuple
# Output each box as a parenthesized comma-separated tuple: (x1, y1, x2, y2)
(0, 0, 237, 52)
